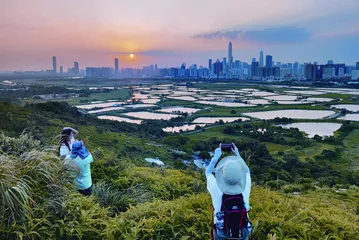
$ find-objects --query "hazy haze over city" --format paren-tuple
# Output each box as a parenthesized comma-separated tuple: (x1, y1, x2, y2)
(1, 0, 359, 71)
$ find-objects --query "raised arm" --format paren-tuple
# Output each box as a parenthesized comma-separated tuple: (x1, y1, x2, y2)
(205, 146, 222, 177)
(63, 127, 79, 136)
(232, 143, 251, 210)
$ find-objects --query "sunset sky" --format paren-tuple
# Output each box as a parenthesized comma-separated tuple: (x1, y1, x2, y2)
(1, 0, 359, 71)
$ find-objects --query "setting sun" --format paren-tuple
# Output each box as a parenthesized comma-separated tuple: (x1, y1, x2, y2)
(130, 54, 134, 58)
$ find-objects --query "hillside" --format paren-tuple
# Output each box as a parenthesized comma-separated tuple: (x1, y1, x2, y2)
(1, 101, 359, 239)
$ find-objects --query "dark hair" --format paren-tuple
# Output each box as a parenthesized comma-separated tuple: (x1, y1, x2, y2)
(59, 129, 72, 153)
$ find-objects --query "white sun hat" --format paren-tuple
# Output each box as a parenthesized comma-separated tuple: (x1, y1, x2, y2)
(215, 156, 247, 195)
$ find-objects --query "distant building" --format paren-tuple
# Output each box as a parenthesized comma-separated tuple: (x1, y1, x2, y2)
(213, 59, 223, 77)
(356, 62, 359, 70)
(73, 61, 79, 74)
(328, 60, 334, 65)
(52, 56, 57, 73)
(228, 42, 233, 69)
(293, 62, 299, 76)
(273, 67, 280, 78)
(169, 67, 179, 78)
(60, 66, 63, 74)
(265, 55, 272, 68)
(114, 58, 119, 73)
(338, 67, 345, 78)
(251, 61, 259, 77)
(252, 58, 256, 63)
(259, 51, 264, 67)
(322, 67, 335, 79)
(209, 59, 212, 70)
(304, 63, 317, 80)
(352, 70, 359, 80)
(86, 67, 112, 77)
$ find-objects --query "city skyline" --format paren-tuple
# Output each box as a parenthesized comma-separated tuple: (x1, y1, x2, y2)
(1, 0, 359, 71)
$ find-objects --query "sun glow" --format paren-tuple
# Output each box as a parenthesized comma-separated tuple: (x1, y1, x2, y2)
(130, 54, 134, 58)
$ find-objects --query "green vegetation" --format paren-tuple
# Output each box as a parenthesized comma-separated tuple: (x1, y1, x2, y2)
(2, 79, 359, 239)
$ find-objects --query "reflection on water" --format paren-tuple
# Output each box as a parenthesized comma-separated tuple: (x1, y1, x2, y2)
(278, 122, 342, 138)
(192, 117, 249, 124)
(243, 110, 335, 120)
(122, 111, 180, 120)
(97, 115, 142, 124)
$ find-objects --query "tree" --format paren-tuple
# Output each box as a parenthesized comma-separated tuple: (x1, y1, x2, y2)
(198, 151, 210, 160)
(230, 110, 236, 114)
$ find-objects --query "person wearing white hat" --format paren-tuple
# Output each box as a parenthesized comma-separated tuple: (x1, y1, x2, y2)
(206, 143, 251, 240)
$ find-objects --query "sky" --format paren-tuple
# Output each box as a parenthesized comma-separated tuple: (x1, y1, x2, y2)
(1, 0, 359, 71)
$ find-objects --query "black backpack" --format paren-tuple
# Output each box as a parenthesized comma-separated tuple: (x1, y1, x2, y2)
(217, 194, 251, 239)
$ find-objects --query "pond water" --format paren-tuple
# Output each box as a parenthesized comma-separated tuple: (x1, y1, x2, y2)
(123, 104, 156, 109)
(88, 107, 125, 114)
(122, 111, 180, 120)
(97, 115, 142, 124)
(275, 101, 308, 105)
(192, 117, 250, 124)
(162, 124, 206, 133)
(306, 98, 334, 102)
(247, 91, 277, 97)
(277, 122, 342, 138)
(141, 99, 161, 104)
(284, 90, 324, 95)
(158, 107, 201, 114)
(167, 96, 198, 101)
(144, 158, 165, 166)
(172, 91, 197, 95)
(243, 109, 335, 120)
(196, 101, 254, 107)
(76, 101, 125, 110)
(331, 104, 359, 112)
(338, 114, 359, 121)
(246, 99, 271, 105)
(265, 95, 298, 101)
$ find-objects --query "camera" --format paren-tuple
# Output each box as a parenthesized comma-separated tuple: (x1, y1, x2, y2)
(221, 143, 233, 151)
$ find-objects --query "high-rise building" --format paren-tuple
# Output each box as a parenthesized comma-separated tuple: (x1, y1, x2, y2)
(209, 59, 212, 70)
(213, 59, 223, 77)
(265, 55, 272, 68)
(328, 60, 334, 65)
(52, 56, 57, 73)
(60, 66, 63, 74)
(86, 67, 112, 77)
(251, 62, 259, 77)
(259, 51, 264, 67)
(338, 67, 345, 78)
(252, 58, 256, 63)
(293, 62, 299, 75)
(228, 42, 233, 69)
(322, 67, 335, 79)
(74, 61, 79, 74)
(356, 62, 359, 70)
(304, 64, 317, 80)
(114, 58, 119, 73)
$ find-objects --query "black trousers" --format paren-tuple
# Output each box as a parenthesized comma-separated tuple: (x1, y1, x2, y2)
(78, 185, 93, 196)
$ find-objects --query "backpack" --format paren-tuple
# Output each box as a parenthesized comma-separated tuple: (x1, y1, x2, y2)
(215, 194, 252, 239)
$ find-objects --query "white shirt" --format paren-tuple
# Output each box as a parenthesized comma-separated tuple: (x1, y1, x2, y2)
(206, 150, 251, 223)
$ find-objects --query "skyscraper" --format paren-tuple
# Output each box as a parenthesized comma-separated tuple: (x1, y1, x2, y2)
(265, 55, 273, 68)
(52, 56, 57, 73)
(228, 42, 233, 69)
(293, 62, 299, 75)
(209, 59, 212, 70)
(251, 61, 259, 77)
(115, 58, 119, 73)
(252, 58, 256, 63)
(356, 62, 359, 70)
(60, 66, 63, 74)
(74, 61, 79, 74)
(259, 51, 264, 67)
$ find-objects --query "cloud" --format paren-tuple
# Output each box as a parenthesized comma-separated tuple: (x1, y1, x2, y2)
(194, 27, 311, 44)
